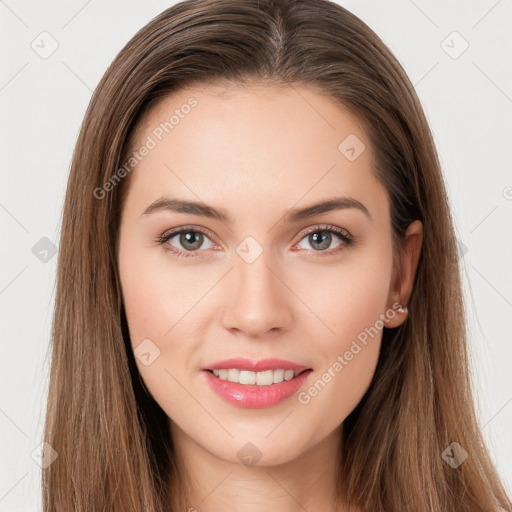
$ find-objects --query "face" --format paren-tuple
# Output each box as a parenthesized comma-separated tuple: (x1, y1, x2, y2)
(117, 82, 415, 467)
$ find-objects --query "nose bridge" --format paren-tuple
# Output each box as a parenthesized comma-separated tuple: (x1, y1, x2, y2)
(221, 240, 292, 336)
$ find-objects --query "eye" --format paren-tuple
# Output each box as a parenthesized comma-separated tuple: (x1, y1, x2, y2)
(293, 224, 353, 256)
(156, 226, 217, 258)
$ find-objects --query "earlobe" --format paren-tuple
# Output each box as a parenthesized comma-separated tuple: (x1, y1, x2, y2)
(384, 302, 409, 329)
(384, 220, 423, 328)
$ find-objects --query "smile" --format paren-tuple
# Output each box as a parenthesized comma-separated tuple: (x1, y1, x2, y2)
(202, 358, 312, 408)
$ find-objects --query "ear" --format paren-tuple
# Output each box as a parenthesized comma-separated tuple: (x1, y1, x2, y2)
(384, 220, 423, 328)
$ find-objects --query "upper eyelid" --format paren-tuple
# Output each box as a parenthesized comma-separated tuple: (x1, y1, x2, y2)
(300, 224, 351, 237)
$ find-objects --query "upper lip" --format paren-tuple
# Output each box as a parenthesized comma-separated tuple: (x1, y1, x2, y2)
(202, 357, 310, 373)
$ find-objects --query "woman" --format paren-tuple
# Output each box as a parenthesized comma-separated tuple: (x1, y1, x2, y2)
(42, 0, 512, 510)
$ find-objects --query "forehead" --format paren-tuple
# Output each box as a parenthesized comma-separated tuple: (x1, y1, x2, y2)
(123, 82, 388, 226)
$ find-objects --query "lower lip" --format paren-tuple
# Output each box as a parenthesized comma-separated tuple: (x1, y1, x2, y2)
(203, 370, 312, 409)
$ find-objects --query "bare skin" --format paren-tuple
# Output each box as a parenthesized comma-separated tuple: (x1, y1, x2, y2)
(117, 82, 423, 512)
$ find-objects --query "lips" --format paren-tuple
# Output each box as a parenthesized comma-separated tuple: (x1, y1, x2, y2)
(202, 357, 309, 373)
(201, 357, 312, 408)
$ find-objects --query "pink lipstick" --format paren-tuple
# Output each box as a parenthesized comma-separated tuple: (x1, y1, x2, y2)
(202, 357, 312, 408)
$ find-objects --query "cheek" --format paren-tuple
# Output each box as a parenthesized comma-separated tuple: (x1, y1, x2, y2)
(293, 240, 393, 426)
(120, 267, 170, 344)
(118, 253, 201, 417)
(295, 235, 393, 349)
(118, 244, 216, 406)
(119, 242, 211, 344)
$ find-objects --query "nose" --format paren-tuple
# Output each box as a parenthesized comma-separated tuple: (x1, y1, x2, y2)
(220, 247, 294, 339)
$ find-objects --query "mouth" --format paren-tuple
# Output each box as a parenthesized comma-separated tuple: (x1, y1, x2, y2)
(201, 358, 313, 408)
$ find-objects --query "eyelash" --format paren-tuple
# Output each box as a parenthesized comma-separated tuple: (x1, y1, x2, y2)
(155, 224, 354, 259)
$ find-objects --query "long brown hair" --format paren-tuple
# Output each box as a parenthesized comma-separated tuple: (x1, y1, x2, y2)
(43, 0, 512, 510)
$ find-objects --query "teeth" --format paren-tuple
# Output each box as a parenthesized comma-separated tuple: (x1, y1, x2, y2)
(211, 368, 302, 385)
(273, 369, 284, 383)
(256, 370, 273, 385)
(239, 370, 256, 385)
(284, 369, 295, 381)
(227, 369, 239, 383)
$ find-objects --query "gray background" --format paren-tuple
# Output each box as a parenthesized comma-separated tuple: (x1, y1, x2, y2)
(1, 0, 511, 509)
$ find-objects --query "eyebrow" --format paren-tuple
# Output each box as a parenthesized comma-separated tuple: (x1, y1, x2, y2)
(141, 196, 372, 223)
